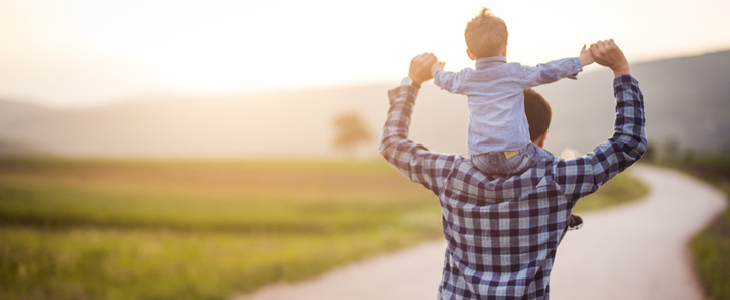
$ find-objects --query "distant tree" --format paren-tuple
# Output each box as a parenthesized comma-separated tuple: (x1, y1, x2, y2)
(332, 112, 373, 157)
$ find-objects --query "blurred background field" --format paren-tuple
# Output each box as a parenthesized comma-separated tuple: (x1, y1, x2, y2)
(1, 1, 728, 299)
(0, 157, 646, 299)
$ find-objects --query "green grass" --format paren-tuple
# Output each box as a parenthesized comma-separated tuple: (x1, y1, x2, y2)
(573, 168, 649, 213)
(659, 156, 730, 300)
(0, 157, 647, 300)
(1, 227, 429, 300)
(0, 158, 437, 231)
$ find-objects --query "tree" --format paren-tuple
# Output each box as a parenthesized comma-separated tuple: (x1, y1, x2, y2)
(332, 112, 373, 158)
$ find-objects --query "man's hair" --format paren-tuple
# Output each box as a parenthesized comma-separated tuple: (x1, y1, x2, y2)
(464, 7, 508, 59)
(523, 89, 552, 142)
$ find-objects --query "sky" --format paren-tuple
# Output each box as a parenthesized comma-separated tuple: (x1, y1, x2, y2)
(1, 0, 729, 107)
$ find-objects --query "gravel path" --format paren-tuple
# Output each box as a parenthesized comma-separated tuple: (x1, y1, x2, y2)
(233, 165, 727, 300)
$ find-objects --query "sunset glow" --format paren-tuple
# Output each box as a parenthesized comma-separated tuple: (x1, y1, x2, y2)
(1, 0, 729, 107)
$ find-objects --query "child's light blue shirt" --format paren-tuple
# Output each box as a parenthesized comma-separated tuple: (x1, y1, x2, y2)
(434, 56, 582, 154)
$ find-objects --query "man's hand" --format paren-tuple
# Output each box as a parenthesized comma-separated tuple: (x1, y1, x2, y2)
(589, 39, 631, 76)
(431, 61, 445, 76)
(579, 44, 594, 66)
(409, 53, 438, 85)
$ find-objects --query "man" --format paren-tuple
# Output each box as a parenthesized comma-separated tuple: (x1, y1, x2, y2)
(379, 40, 646, 299)
(522, 88, 584, 231)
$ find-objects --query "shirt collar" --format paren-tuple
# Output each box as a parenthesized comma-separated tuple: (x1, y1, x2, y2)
(475, 56, 507, 69)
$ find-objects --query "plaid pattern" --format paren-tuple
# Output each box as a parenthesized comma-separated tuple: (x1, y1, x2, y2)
(379, 75, 646, 300)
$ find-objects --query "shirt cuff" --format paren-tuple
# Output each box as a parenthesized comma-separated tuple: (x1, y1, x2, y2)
(433, 70, 443, 87)
(567, 57, 583, 80)
(613, 74, 639, 90)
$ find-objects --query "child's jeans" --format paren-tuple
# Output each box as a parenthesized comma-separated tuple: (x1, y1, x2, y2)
(470, 143, 553, 176)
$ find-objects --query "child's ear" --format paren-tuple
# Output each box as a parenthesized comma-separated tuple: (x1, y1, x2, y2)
(501, 44, 507, 57)
(466, 49, 476, 61)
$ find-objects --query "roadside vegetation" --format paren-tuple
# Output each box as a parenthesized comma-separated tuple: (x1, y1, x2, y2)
(658, 155, 730, 300)
(0, 157, 646, 300)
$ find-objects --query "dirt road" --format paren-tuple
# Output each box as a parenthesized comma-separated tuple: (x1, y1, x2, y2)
(233, 165, 726, 300)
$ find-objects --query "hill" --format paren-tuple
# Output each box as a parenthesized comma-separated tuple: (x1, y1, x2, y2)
(0, 50, 728, 158)
(536, 50, 730, 156)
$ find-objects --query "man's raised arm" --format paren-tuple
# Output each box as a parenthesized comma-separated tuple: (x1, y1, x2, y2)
(559, 39, 647, 201)
(379, 53, 455, 195)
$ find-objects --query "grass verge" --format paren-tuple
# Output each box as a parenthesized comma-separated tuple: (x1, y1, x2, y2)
(659, 156, 730, 300)
(573, 167, 649, 213)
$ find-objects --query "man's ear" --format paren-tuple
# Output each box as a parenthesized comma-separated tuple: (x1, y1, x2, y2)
(534, 129, 548, 148)
(466, 48, 476, 61)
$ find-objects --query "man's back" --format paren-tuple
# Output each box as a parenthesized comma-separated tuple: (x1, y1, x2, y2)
(437, 158, 569, 299)
(380, 72, 645, 299)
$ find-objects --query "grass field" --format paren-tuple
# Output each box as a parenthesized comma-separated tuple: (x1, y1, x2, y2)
(660, 156, 730, 300)
(0, 157, 646, 300)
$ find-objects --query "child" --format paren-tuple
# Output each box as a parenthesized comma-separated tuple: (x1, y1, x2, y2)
(431, 7, 594, 176)
(431, 8, 591, 230)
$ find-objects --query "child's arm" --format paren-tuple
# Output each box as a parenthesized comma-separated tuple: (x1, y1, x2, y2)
(518, 45, 595, 89)
(432, 61, 466, 94)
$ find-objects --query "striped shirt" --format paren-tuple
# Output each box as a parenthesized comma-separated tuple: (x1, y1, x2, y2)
(379, 75, 646, 299)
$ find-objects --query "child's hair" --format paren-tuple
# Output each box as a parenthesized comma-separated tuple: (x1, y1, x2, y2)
(464, 7, 508, 59)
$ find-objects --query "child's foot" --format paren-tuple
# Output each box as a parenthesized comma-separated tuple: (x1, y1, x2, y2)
(568, 214, 583, 230)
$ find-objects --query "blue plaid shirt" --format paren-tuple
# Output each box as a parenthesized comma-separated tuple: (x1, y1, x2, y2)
(379, 75, 646, 300)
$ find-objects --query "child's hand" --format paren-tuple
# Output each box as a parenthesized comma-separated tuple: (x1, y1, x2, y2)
(431, 61, 446, 76)
(579, 44, 594, 66)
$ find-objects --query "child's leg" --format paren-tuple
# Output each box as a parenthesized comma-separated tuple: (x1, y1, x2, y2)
(472, 146, 585, 230)
(470, 144, 539, 175)
(568, 214, 584, 230)
(470, 151, 514, 175)
(525, 143, 554, 164)
(471, 143, 556, 176)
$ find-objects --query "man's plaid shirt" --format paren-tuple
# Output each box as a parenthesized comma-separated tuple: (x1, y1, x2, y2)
(379, 75, 646, 300)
